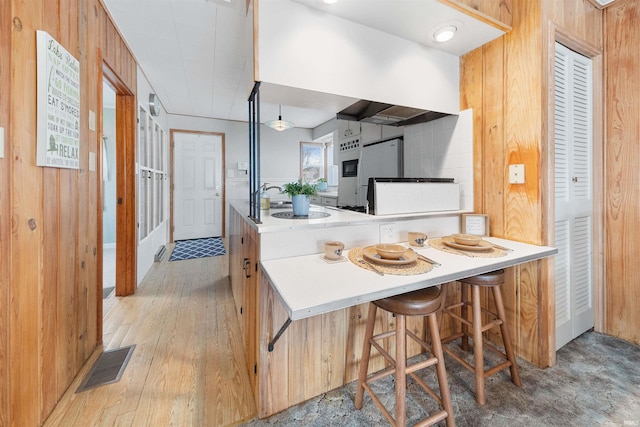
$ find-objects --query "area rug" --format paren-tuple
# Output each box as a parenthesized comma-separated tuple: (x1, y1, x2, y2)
(169, 237, 226, 261)
(76, 345, 135, 393)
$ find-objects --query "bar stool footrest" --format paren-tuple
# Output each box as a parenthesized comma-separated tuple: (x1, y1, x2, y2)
(414, 410, 448, 427)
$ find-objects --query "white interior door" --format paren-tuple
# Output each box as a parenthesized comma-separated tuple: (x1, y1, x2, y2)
(554, 42, 594, 350)
(173, 132, 223, 240)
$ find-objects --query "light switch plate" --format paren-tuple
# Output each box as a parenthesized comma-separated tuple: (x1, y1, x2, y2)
(237, 161, 248, 171)
(509, 164, 525, 184)
(89, 151, 96, 171)
(0, 127, 4, 158)
(89, 110, 96, 131)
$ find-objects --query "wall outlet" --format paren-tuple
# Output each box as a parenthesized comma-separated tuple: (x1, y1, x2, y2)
(380, 223, 396, 243)
(509, 164, 525, 184)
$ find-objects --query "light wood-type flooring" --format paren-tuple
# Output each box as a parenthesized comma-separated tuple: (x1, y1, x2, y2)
(44, 242, 256, 426)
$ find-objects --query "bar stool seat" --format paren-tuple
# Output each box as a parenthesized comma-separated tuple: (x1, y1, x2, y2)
(355, 287, 455, 427)
(441, 269, 521, 405)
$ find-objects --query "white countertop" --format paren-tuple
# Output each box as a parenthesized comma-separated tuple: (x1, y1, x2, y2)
(260, 237, 557, 321)
(230, 199, 468, 234)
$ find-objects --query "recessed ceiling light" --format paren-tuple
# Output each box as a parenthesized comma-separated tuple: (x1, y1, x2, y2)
(323, 0, 339, 4)
(433, 25, 457, 43)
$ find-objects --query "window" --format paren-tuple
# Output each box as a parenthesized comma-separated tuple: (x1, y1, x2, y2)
(311, 132, 336, 185)
(137, 107, 167, 242)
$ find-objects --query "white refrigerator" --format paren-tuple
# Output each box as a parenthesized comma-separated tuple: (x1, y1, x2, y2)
(356, 138, 403, 207)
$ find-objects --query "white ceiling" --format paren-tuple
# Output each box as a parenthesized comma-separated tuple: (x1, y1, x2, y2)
(102, 0, 504, 129)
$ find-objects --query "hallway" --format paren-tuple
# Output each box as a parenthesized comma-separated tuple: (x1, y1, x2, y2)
(44, 242, 256, 426)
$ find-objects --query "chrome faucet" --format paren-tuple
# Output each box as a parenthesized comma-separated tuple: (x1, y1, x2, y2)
(263, 185, 283, 192)
(253, 184, 283, 200)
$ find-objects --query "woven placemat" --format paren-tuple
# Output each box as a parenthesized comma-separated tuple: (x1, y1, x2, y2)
(428, 238, 507, 258)
(348, 247, 433, 275)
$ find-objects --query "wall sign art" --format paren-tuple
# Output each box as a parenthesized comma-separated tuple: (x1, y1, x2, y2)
(36, 30, 80, 169)
(461, 213, 490, 236)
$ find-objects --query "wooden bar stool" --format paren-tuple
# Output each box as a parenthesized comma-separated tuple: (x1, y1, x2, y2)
(354, 287, 455, 427)
(441, 269, 521, 405)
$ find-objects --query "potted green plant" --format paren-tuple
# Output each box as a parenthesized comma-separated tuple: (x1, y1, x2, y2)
(283, 179, 318, 216)
(317, 177, 328, 191)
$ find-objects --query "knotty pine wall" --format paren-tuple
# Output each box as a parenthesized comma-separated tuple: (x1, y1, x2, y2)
(460, 0, 605, 367)
(0, 0, 11, 426)
(1, 0, 137, 425)
(603, 0, 640, 344)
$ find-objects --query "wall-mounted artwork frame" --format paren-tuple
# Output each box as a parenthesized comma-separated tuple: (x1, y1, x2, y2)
(36, 30, 81, 169)
(461, 213, 490, 236)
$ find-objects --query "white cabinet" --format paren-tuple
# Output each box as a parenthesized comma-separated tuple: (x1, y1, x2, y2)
(338, 120, 360, 140)
(321, 196, 337, 207)
(310, 195, 337, 207)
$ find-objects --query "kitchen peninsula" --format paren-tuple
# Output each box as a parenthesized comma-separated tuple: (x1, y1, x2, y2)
(228, 200, 556, 417)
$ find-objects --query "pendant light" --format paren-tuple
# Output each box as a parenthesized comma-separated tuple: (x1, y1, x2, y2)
(265, 105, 294, 131)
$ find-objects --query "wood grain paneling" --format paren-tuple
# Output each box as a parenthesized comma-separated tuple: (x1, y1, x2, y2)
(0, 0, 11, 423)
(460, 0, 605, 366)
(439, 0, 513, 30)
(10, 2, 45, 425)
(604, 0, 640, 344)
(450, 0, 513, 28)
(5, 0, 138, 424)
(254, 271, 445, 417)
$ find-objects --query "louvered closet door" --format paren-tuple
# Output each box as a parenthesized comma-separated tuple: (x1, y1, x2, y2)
(554, 42, 594, 350)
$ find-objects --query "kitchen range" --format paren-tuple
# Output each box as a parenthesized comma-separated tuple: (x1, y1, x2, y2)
(337, 136, 461, 216)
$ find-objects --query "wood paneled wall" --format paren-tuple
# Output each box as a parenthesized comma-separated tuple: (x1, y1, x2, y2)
(3, 0, 137, 425)
(460, 0, 604, 367)
(604, 0, 640, 344)
(0, 1, 11, 426)
(443, 0, 513, 29)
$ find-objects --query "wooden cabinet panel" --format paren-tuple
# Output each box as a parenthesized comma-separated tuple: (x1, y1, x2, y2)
(229, 209, 259, 395)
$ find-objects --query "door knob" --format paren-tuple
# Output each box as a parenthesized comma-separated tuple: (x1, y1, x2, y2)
(572, 177, 578, 183)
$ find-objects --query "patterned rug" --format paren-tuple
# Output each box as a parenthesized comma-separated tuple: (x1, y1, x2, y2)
(169, 237, 226, 261)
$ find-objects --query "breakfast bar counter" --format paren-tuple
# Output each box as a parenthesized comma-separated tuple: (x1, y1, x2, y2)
(260, 237, 557, 321)
(228, 203, 557, 418)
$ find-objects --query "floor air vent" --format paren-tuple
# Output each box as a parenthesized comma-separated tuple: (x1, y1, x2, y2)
(76, 345, 135, 393)
(155, 245, 166, 262)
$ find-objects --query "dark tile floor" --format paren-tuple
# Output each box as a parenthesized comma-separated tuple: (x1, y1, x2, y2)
(242, 331, 640, 426)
